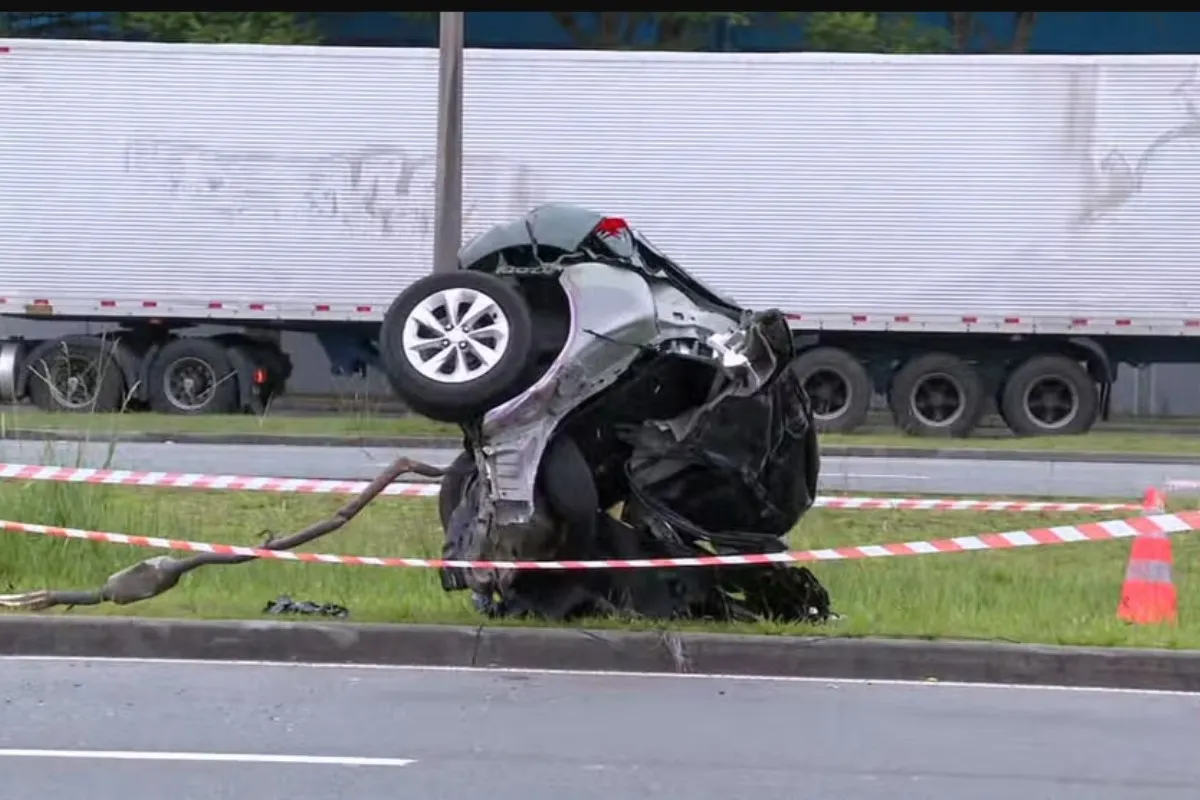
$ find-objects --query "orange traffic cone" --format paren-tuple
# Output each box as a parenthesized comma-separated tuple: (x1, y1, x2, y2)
(1143, 486, 1167, 514)
(1117, 521, 1177, 625)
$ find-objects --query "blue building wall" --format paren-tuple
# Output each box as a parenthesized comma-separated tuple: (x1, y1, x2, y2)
(8, 12, 1200, 55)
(314, 12, 1200, 55)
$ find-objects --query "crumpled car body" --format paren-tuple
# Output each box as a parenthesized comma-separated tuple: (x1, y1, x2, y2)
(383, 203, 830, 623)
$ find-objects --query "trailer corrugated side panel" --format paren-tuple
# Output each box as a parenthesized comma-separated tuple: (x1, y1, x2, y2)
(2, 42, 1200, 328)
(0, 39, 537, 321)
(454, 49, 1200, 324)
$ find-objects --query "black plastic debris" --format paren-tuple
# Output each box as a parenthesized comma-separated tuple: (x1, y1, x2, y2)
(262, 594, 349, 618)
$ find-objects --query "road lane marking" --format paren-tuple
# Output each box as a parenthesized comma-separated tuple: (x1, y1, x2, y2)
(3, 655, 1198, 697)
(0, 749, 416, 767)
(836, 473, 930, 480)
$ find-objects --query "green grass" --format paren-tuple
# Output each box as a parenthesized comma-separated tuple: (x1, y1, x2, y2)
(1, 481, 1196, 649)
(2, 406, 1198, 457)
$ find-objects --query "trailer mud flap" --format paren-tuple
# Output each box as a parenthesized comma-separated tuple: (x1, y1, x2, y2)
(1068, 336, 1114, 421)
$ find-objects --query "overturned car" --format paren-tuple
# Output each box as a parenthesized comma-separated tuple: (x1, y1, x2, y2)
(0, 204, 830, 623)
(378, 203, 831, 623)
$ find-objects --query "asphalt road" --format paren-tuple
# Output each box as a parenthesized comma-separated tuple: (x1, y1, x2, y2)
(3, 439, 1199, 499)
(1, 658, 1197, 800)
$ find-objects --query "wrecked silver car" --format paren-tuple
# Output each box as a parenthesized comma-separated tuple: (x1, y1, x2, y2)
(379, 203, 831, 623)
(0, 203, 829, 624)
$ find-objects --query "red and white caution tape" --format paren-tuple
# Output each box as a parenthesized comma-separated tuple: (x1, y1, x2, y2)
(2, 510, 1196, 571)
(0, 463, 439, 498)
(0, 463, 1148, 513)
(813, 497, 1144, 512)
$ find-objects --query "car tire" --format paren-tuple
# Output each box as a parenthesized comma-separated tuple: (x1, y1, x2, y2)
(999, 354, 1097, 436)
(438, 450, 478, 531)
(789, 346, 872, 433)
(380, 272, 534, 424)
(147, 337, 240, 415)
(437, 436, 598, 534)
(888, 352, 985, 438)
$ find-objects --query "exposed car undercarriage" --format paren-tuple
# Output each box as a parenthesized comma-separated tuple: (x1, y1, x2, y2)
(436, 307, 833, 625)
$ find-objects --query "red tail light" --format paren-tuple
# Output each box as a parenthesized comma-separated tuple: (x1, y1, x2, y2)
(595, 217, 628, 238)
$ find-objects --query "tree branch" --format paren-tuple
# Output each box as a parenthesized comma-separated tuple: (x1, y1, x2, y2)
(0, 455, 446, 612)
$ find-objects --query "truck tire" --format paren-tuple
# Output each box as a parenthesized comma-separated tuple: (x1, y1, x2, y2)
(1000, 354, 1097, 437)
(147, 337, 239, 415)
(25, 337, 126, 413)
(789, 346, 872, 433)
(380, 271, 534, 424)
(888, 352, 985, 438)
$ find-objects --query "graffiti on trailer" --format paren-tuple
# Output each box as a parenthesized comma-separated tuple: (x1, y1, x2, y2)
(1079, 67, 1200, 224)
(122, 139, 539, 238)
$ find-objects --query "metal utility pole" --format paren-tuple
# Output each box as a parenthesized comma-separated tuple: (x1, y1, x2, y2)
(433, 11, 465, 274)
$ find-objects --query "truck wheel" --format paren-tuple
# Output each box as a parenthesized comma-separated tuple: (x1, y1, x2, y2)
(888, 352, 985, 438)
(1000, 354, 1097, 436)
(147, 338, 239, 415)
(789, 346, 871, 433)
(25, 337, 126, 413)
(380, 272, 534, 424)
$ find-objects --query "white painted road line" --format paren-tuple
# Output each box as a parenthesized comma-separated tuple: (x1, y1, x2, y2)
(0, 749, 417, 767)
(840, 472, 930, 481)
(5, 655, 1200, 697)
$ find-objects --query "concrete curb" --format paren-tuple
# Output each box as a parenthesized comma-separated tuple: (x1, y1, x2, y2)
(2, 428, 1199, 465)
(1, 615, 1198, 691)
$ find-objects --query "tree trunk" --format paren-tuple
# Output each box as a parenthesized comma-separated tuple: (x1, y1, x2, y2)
(1010, 12, 1037, 53)
(948, 12, 973, 53)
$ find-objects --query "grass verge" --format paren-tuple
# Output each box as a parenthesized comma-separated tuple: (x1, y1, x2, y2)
(0, 481, 1196, 649)
(2, 406, 1198, 458)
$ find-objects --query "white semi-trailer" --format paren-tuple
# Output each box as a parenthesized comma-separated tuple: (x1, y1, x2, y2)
(1, 38, 1198, 435)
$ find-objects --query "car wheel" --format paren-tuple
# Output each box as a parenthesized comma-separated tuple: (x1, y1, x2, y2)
(789, 346, 872, 433)
(888, 352, 985, 437)
(380, 272, 534, 424)
(999, 354, 1098, 436)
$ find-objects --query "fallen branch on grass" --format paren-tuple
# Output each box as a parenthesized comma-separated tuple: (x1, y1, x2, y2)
(0, 456, 446, 612)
